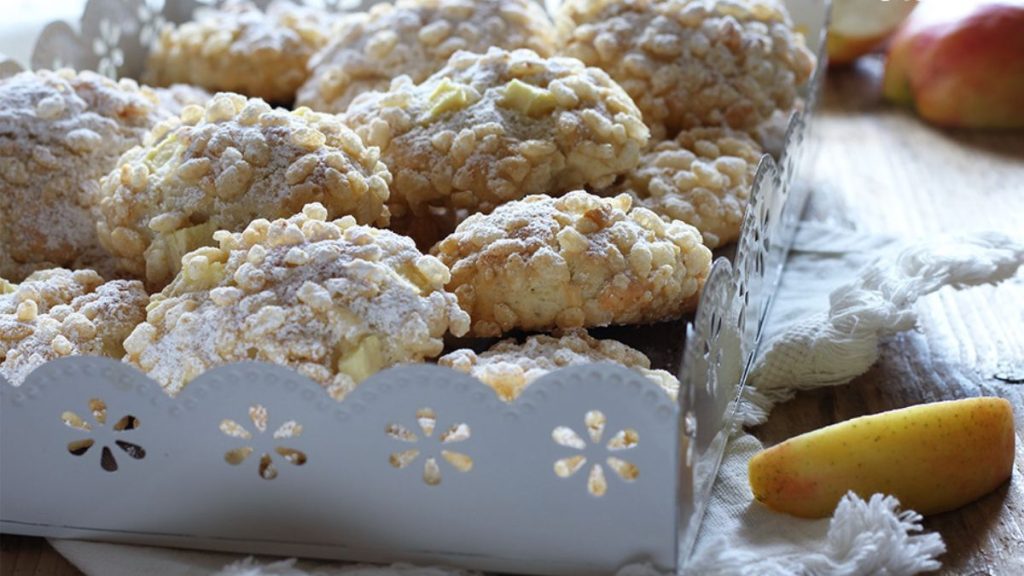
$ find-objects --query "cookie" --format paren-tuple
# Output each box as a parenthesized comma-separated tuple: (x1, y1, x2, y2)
(123, 203, 470, 398)
(298, 0, 557, 113)
(0, 269, 147, 386)
(439, 329, 679, 401)
(94, 93, 391, 290)
(433, 191, 712, 337)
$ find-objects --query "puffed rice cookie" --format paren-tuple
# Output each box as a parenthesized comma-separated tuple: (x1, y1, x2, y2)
(344, 47, 650, 224)
(433, 190, 712, 337)
(94, 93, 392, 290)
(144, 1, 331, 103)
(439, 329, 679, 401)
(123, 203, 471, 399)
(298, 0, 558, 113)
(609, 126, 763, 248)
(0, 269, 148, 386)
(557, 0, 816, 138)
(0, 69, 165, 281)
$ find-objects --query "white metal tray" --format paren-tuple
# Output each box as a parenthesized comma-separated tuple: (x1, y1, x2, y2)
(0, 1, 829, 573)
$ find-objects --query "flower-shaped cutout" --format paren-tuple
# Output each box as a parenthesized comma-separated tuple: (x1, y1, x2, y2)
(92, 19, 125, 78)
(387, 408, 472, 486)
(62, 398, 145, 472)
(552, 410, 639, 497)
(221, 404, 306, 480)
(138, 0, 168, 48)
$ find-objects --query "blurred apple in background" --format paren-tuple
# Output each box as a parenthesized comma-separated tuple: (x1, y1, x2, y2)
(883, 0, 1024, 128)
(828, 0, 918, 65)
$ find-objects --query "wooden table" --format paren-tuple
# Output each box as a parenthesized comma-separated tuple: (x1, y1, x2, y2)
(754, 58, 1024, 576)
(2, 58, 1022, 576)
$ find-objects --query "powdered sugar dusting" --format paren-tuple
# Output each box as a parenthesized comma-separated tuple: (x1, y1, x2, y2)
(0, 268, 148, 386)
(123, 204, 469, 398)
(94, 92, 392, 290)
(433, 190, 712, 336)
(0, 69, 165, 281)
(440, 328, 679, 401)
(144, 0, 333, 103)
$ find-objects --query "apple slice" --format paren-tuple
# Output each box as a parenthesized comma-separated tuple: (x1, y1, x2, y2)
(828, 0, 918, 65)
(749, 397, 1015, 518)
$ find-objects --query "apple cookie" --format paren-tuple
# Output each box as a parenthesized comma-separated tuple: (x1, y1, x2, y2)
(344, 47, 649, 225)
(144, 1, 331, 103)
(0, 269, 148, 386)
(297, 0, 557, 113)
(557, 0, 816, 138)
(0, 69, 164, 281)
(94, 93, 392, 290)
(609, 126, 763, 248)
(432, 190, 712, 337)
(123, 203, 470, 399)
(439, 329, 679, 401)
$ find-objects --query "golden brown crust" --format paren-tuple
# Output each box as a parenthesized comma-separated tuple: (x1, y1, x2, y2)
(557, 0, 816, 138)
(144, 1, 331, 103)
(432, 191, 712, 337)
(123, 204, 470, 399)
(0, 269, 148, 386)
(608, 126, 763, 248)
(344, 47, 649, 222)
(297, 0, 558, 113)
(439, 329, 679, 401)
(94, 93, 392, 290)
(0, 69, 165, 281)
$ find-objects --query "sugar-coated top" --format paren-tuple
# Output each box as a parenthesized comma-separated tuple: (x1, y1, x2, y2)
(94, 92, 392, 290)
(298, 0, 558, 112)
(440, 329, 679, 401)
(123, 203, 469, 399)
(433, 190, 711, 336)
(345, 47, 649, 219)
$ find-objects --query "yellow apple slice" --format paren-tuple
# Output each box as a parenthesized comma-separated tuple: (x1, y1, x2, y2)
(749, 397, 1015, 518)
(828, 0, 918, 65)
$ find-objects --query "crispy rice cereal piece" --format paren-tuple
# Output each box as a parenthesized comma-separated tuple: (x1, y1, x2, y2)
(297, 0, 557, 113)
(95, 93, 392, 291)
(439, 329, 679, 401)
(150, 84, 212, 117)
(557, 0, 816, 138)
(610, 126, 763, 248)
(144, 1, 330, 103)
(123, 204, 470, 398)
(433, 191, 712, 337)
(0, 69, 164, 281)
(0, 269, 148, 386)
(344, 48, 649, 221)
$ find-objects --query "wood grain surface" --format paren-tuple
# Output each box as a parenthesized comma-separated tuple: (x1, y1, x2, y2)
(2, 58, 1022, 576)
(754, 57, 1024, 576)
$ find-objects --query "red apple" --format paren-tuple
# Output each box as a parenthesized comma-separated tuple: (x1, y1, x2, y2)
(884, 0, 1024, 128)
(828, 0, 918, 66)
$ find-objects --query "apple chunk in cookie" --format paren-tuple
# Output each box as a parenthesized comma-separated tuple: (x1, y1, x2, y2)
(432, 191, 712, 337)
(122, 203, 470, 399)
